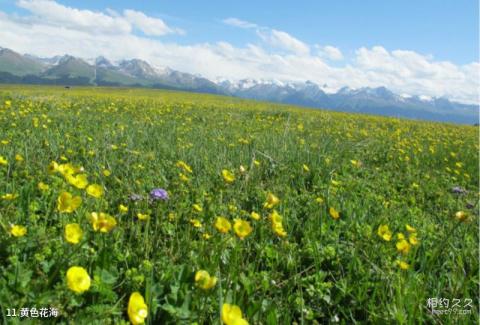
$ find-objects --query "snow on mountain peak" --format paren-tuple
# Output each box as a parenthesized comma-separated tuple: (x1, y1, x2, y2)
(419, 95, 433, 102)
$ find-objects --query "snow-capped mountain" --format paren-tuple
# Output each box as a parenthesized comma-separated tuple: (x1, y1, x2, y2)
(118, 59, 164, 79)
(215, 79, 478, 123)
(94, 56, 115, 69)
(0, 47, 477, 124)
(0, 48, 222, 94)
(24, 54, 72, 67)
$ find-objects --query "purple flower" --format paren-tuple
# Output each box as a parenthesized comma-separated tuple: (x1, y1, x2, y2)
(451, 186, 467, 194)
(150, 188, 169, 201)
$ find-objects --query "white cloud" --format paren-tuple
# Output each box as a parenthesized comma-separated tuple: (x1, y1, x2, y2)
(0, 2, 479, 104)
(316, 45, 343, 61)
(16, 0, 131, 34)
(353, 46, 478, 103)
(123, 9, 184, 36)
(222, 17, 257, 29)
(15, 0, 182, 36)
(225, 17, 310, 56)
(257, 29, 310, 55)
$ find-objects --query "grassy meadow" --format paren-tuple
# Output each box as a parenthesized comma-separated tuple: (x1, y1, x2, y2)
(0, 85, 478, 324)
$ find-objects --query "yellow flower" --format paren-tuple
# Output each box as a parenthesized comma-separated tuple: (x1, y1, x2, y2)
(102, 169, 111, 177)
(396, 239, 411, 255)
(57, 163, 78, 177)
(90, 212, 117, 232)
(405, 224, 416, 233)
(190, 218, 202, 228)
(195, 270, 217, 290)
(253, 160, 260, 167)
(15, 154, 24, 162)
(350, 160, 362, 168)
(272, 221, 287, 237)
(222, 169, 235, 183)
(454, 211, 468, 222)
(176, 160, 193, 173)
(269, 210, 283, 224)
(269, 210, 287, 237)
(66, 174, 89, 189)
(203, 233, 212, 240)
(233, 219, 252, 239)
(315, 197, 324, 204)
(1, 193, 18, 200)
(179, 173, 190, 182)
(64, 223, 83, 244)
(408, 234, 419, 246)
(0, 156, 8, 166)
(395, 260, 410, 270)
(57, 191, 82, 213)
(47, 161, 59, 174)
(38, 182, 50, 191)
(263, 192, 280, 209)
(215, 216, 232, 233)
(168, 212, 176, 221)
(250, 211, 260, 220)
(10, 225, 27, 237)
(222, 304, 249, 325)
(86, 184, 104, 198)
(302, 164, 310, 172)
(66, 266, 91, 294)
(119, 204, 129, 213)
(128, 292, 148, 325)
(329, 207, 340, 220)
(377, 224, 392, 241)
(137, 213, 149, 221)
(192, 204, 203, 213)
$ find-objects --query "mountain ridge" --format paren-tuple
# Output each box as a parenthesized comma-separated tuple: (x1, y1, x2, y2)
(0, 47, 477, 124)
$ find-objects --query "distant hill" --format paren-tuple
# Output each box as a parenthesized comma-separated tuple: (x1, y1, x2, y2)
(0, 48, 44, 76)
(0, 48, 224, 93)
(43, 56, 95, 80)
(0, 47, 477, 124)
(219, 80, 479, 124)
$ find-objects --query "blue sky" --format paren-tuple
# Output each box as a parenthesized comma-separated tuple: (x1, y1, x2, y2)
(0, 0, 478, 103)
(2, 0, 477, 64)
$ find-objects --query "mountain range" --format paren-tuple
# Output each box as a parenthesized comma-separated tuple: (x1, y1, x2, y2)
(0, 47, 477, 124)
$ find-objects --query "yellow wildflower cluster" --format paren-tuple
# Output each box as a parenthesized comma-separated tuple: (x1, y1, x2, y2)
(1, 87, 477, 324)
(269, 210, 287, 237)
(377, 224, 420, 270)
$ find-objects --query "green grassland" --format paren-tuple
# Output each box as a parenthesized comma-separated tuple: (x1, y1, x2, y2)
(0, 85, 478, 324)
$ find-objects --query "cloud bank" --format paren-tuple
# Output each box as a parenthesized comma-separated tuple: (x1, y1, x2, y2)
(0, 1, 478, 104)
